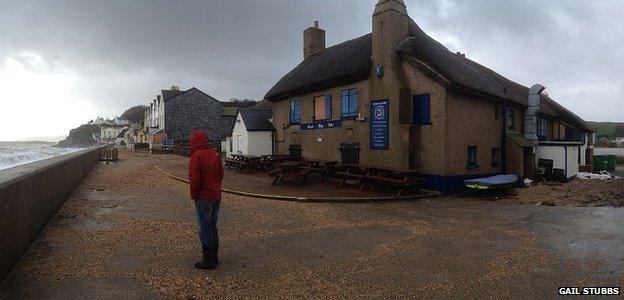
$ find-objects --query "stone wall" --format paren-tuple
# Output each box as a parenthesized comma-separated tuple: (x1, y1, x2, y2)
(0, 147, 102, 282)
(164, 88, 234, 145)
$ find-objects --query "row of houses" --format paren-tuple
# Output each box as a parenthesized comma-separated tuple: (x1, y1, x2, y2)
(122, 0, 594, 194)
(129, 85, 276, 155)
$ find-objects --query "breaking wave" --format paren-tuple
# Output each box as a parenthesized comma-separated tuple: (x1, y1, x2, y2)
(0, 142, 84, 171)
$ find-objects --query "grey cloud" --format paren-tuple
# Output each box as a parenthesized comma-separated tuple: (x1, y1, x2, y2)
(0, 0, 622, 123)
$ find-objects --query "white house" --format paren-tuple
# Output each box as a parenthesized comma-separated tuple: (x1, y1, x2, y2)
(224, 109, 274, 157)
(100, 125, 126, 143)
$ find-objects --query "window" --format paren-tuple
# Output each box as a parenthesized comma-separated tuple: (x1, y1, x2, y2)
(506, 108, 515, 130)
(413, 94, 431, 124)
(537, 118, 548, 140)
(314, 94, 331, 121)
(289, 100, 301, 124)
(491, 148, 500, 167)
(341, 88, 358, 118)
(467, 146, 478, 168)
(565, 125, 581, 141)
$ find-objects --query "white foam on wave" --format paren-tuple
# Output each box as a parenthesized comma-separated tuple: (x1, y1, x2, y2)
(0, 142, 84, 171)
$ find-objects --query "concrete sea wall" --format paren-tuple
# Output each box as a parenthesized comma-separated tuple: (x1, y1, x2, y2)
(0, 147, 102, 282)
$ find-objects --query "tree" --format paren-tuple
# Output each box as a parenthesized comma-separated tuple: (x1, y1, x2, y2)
(119, 105, 148, 124)
(614, 124, 624, 138)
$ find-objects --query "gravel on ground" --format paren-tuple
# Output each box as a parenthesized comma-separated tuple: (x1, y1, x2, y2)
(1, 149, 622, 299)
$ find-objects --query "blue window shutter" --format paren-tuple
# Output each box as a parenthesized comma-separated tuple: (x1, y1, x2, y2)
(350, 90, 358, 116)
(413, 94, 431, 124)
(291, 101, 301, 123)
(341, 91, 349, 118)
(412, 95, 421, 124)
(295, 101, 301, 122)
(325, 94, 332, 119)
(421, 95, 430, 124)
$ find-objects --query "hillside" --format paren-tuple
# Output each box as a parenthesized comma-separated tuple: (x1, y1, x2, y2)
(119, 105, 148, 124)
(56, 124, 101, 148)
(588, 121, 624, 139)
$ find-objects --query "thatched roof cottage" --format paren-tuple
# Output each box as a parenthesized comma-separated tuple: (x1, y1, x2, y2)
(265, 0, 593, 193)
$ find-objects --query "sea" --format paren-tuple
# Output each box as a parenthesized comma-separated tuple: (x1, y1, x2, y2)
(0, 142, 83, 171)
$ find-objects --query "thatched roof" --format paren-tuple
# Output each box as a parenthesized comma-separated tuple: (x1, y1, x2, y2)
(265, 19, 591, 132)
(252, 99, 272, 110)
(265, 34, 372, 101)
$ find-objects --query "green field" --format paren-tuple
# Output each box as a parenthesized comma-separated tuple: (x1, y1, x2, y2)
(588, 121, 624, 139)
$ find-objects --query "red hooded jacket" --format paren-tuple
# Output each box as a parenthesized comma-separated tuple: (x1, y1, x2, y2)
(188, 130, 223, 202)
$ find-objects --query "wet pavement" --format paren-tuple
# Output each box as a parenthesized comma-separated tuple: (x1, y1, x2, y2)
(1, 150, 623, 299)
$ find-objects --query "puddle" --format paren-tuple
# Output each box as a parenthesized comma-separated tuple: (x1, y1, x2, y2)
(95, 205, 121, 217)
(71, 219, 117, 231)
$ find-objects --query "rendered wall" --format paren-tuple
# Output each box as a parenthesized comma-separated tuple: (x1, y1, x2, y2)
(535, 145, 580, 178)
(273, 80, 374, 164)
(231, 114, 248, 155)
(0, 147, 102, 282)
(246, 132, 273, 156)
(445, 91, 504, 176)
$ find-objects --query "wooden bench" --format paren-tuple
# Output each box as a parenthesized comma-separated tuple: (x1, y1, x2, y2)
(226, 155, 262, 173)
(335, 164, 422, 196)
(270, 161, 312, 185)
(334, 164, 369, 190)
(364, 168, 422, 196)
(273, 168, 316, 185)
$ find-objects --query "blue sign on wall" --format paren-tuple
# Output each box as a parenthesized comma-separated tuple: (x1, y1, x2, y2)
(370, 100, 389, 150)
(300, 120, 342, 131)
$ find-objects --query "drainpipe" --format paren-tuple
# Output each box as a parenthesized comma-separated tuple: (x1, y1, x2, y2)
(525, 84, 545, 150)
(501, 100, 508, 173)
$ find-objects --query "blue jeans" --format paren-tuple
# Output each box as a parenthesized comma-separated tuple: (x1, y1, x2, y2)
(194, 200, 220, 251)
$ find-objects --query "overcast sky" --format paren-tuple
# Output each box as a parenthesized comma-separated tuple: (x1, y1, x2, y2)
(0, 0, 622, 141)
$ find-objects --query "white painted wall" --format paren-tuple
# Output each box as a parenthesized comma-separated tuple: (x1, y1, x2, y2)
(567, 146, 579, 178)
(231, 114, 247, 155)
(246, 131, 273, 156)
(536, 145, 580, 179)
(579, 133, 589, 166)
(230, 113, 274, 156)
(221, 137, 232, 158)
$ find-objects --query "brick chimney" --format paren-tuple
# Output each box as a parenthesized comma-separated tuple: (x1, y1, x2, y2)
(303, 21, 325, 60)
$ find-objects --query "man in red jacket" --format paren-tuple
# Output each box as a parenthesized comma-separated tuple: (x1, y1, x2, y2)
(188, 130, 223, 270)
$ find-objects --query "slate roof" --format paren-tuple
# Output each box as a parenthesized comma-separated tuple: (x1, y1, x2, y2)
(161, 89, 186, 101)
(239, 109, 274, 131)
(507, 132, 534, 148)
(252, 99, 272, 110)
(265, 19, 591, 132)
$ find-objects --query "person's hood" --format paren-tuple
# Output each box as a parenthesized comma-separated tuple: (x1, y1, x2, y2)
(190, 130, 210, 154)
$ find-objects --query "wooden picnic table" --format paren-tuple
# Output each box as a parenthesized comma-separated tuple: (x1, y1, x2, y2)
(335, 164, 371, 190)
(336, 164, 422, 196)
(270, 161, 316, 185)
(299, 159, 339, 181)
(225, 154, 262, 173)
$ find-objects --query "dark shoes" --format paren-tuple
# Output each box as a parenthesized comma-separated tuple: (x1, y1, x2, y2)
(194, 247, 218, 270)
